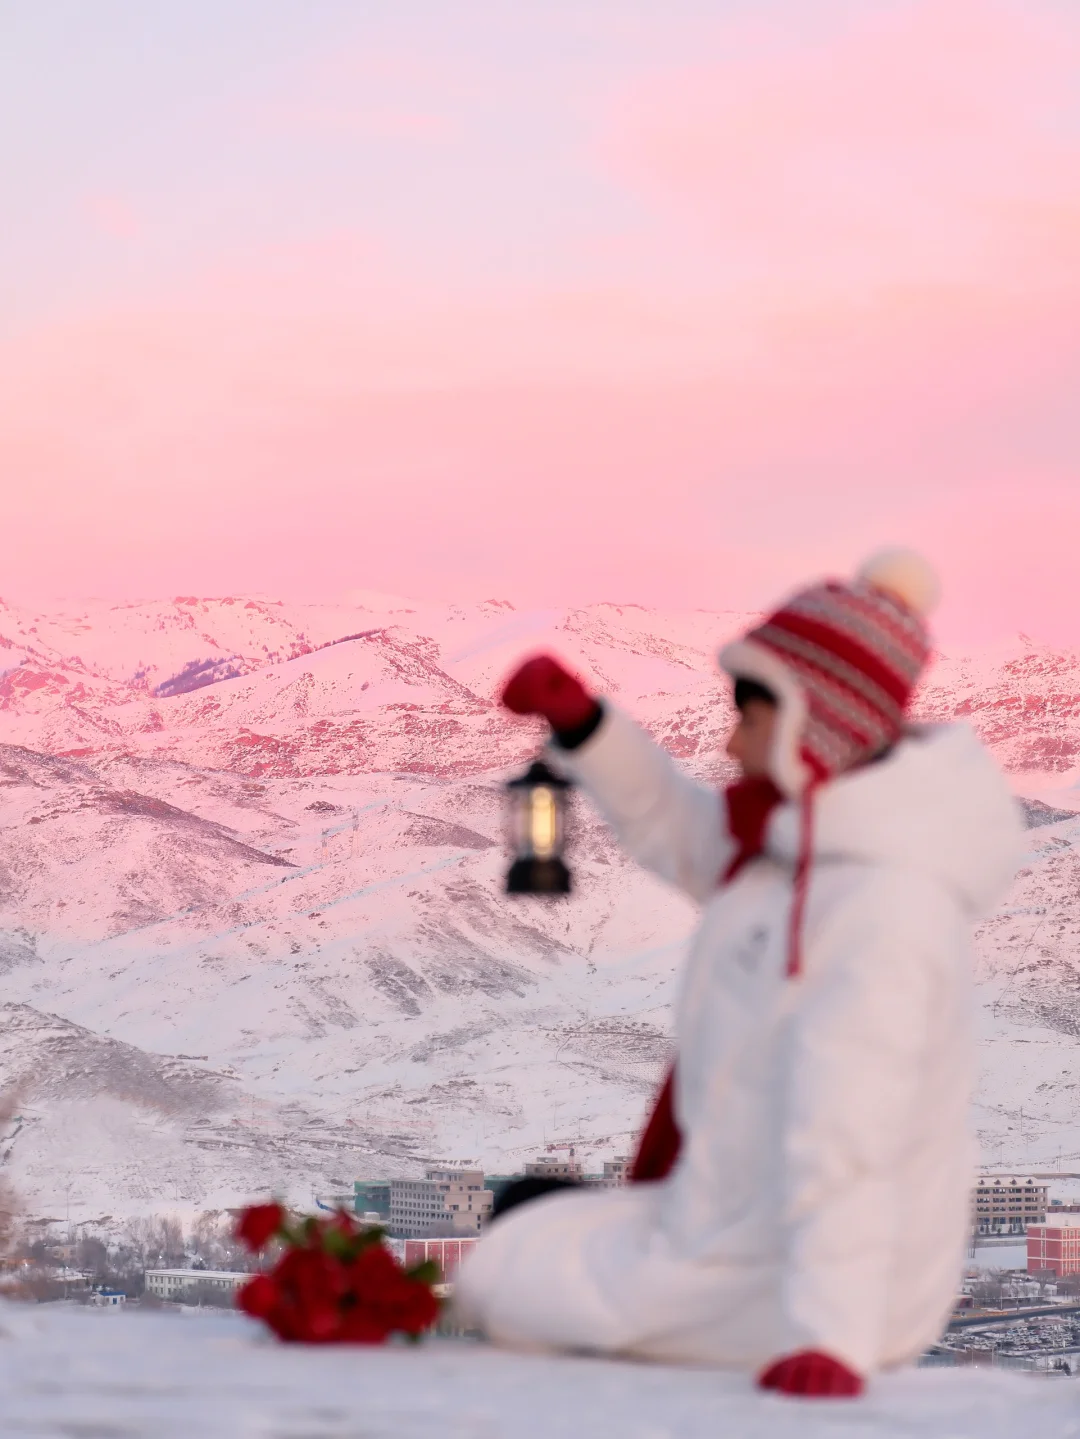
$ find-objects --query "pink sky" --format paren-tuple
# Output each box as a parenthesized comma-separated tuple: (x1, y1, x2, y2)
(3, 0, 1080, 645)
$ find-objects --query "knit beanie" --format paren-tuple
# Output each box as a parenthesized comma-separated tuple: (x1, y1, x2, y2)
(718, 549, 938, 798)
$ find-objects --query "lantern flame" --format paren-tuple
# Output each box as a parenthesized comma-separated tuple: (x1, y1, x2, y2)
(529, 786, 557, 858)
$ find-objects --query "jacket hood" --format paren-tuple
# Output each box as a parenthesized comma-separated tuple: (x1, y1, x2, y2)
(766, 723, 1023, 917)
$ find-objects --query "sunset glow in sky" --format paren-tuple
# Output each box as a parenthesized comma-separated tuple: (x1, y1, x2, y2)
(4, 0, 1080, 643)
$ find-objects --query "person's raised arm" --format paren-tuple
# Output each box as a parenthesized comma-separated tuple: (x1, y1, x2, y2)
(502, 655, 734, 902)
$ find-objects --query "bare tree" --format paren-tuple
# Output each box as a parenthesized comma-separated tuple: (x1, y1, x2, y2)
(187, 1210, 255, 1273)
(176, 1279, 237, 1309)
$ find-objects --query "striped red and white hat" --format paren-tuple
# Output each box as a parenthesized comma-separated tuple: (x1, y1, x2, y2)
(719, 549, 938, 798)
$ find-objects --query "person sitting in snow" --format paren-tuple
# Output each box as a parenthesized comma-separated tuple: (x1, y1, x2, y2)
(454, 551, 1022, 1398)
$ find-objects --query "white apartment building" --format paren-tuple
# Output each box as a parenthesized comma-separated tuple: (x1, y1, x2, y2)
(523, 1153, 629, 1188)
(524, 1155, 584, 1182)
(973, 1177, 1049, 1235)
(595, 1157, 629, 1188)
(389, 1167, 493, 1238)
(144, 1269, 249, 1302)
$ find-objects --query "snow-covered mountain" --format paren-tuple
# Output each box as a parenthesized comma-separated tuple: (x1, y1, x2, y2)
(2, 593, 1080, 1221)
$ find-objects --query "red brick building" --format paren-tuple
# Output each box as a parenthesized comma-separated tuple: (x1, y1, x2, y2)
(403, 1237, 477, 1279)
(1027, 1218, 1080, 1276)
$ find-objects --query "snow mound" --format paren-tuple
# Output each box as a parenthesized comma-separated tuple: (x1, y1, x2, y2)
(0, 1302, 1076, 1439)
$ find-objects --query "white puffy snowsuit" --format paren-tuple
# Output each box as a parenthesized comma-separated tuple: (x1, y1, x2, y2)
(455, 708, 1022, 1375)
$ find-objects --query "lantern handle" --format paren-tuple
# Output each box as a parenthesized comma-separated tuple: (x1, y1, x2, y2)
(506, 757, 573, 790)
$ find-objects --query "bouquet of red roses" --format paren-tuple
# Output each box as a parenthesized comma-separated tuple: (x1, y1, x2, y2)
(234, 1203, 440, 1344)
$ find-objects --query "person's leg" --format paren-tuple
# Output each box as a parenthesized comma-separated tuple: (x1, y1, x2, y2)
(490, 1178, 582, 1221)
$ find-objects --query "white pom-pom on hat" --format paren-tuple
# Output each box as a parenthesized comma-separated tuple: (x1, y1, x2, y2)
(857, 548, 940, 616)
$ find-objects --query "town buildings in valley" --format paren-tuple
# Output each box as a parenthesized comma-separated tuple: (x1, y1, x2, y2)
(402, 1236, 477, 1280)
(973, 1176, 1048, 1235)
(360, 1153, 632, 1239)
(523, 1151, 630, 1188)
(388, 1168, 493, 1238)
(144, 1269, 249, 1303)
(353, 1180, 391, 1221)
(524, 1154, 583, 1182)
(1027, 1216, 1080, 1277)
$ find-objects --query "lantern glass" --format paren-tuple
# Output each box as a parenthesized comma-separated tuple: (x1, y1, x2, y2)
(505, 759, 572, 894)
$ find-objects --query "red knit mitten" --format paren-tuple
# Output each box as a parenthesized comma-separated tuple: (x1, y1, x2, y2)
(758, 1351, 864, 1399)
(500, 655, 597, 734)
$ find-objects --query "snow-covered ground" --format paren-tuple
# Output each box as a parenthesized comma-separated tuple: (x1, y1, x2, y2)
(1, 1302, 1078, 1439)
(967, 1243, 1030, 1271)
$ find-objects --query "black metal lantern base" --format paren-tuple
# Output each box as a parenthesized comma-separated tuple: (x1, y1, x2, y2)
(506, 856, 572, 895)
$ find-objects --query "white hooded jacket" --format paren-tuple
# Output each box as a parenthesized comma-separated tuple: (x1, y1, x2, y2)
(455, 708, 1023, 1375)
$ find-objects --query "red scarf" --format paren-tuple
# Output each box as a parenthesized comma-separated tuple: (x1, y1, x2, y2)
(629, 775, 784, 1183)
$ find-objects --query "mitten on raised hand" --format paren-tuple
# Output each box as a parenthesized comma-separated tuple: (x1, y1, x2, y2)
(757, 1351, 864, 1399)
(500, 654, 600, 743)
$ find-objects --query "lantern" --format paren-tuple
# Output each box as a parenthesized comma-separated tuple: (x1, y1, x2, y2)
(505, 759, 572, 894)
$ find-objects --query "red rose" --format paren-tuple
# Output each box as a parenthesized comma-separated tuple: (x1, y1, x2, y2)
(273, 1248, 344, 1342)
(379, 1282, 439, 1336)
(338, 1305, 395, 1343)
(237, 1207, 438, 1345)
(238, 1273, 279, 1320)
(300, 1301, 342, 1344)
(344, 1245, 439, 1337)
(350, 1242, 399, 1289)
(235, 1203, 285, 1253)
